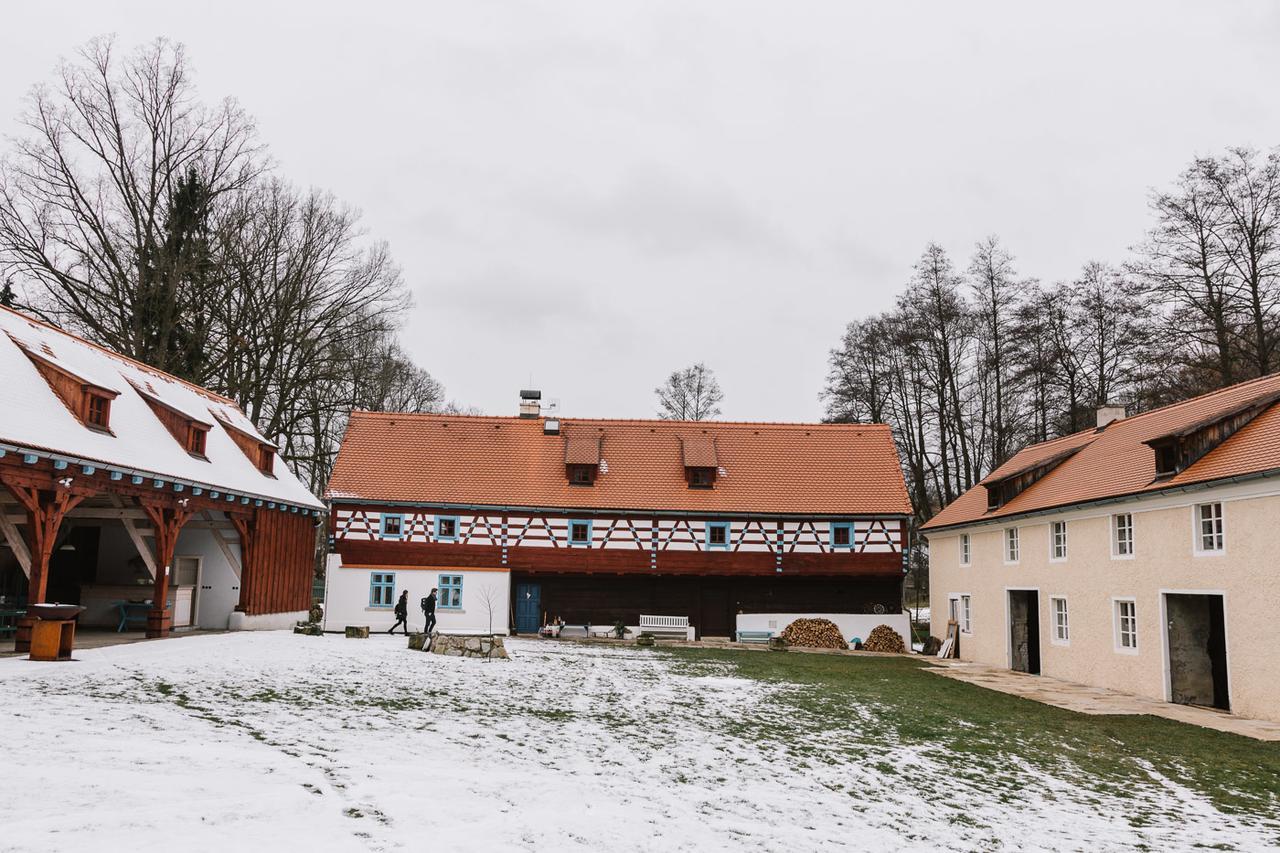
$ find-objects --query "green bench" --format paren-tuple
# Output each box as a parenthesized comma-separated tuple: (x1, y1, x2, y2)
(736, 630, 773, 644)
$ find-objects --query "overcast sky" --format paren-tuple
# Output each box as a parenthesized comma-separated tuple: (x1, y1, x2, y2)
(4, 2, 1280, 421)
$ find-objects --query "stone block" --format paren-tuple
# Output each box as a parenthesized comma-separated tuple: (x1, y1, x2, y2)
(345, 626, 370, 639)
(408, 633, 428, 651)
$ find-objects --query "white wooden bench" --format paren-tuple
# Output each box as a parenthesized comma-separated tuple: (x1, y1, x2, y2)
(639, 614, 690, 639)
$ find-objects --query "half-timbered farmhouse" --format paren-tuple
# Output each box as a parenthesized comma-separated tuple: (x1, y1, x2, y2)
(924, 375, 1280, 724)
(323, 393, 914, 641)
(0, 306, 325, 647)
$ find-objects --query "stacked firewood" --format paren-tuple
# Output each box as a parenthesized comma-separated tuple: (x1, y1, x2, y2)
(779, 618, 848, 649)
(862, 624, 907, 653)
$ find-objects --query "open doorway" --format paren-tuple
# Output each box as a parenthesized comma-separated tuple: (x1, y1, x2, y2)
(1008, 590, 1040, 674)
(1165, 593, 1229, 711)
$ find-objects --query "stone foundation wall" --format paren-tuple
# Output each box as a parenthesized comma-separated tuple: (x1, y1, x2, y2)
(416, 633, 509, 660)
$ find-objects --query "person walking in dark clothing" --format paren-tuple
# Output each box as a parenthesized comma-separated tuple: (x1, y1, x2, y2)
(421, 588, 437, 635)
(389, 590, 410, 635)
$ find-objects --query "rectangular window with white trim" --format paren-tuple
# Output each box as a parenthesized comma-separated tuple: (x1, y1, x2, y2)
(1196, 503, 1224, 553)
(959, 533, 970, 566)
(960, 594, 971, 633)
(1051, 596, 1069, 644)
(1005, 527, 1019, 563)
(1112, 513, 1134, 557)
(1114, 599, 1137, 652)
(1050, 521, 1068, 561)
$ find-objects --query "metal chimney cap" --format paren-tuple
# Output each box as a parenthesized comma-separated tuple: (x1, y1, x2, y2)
(520, 389, 542, 400)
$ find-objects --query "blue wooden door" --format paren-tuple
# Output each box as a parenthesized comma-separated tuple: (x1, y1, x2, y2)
(515, 583, 541, 633)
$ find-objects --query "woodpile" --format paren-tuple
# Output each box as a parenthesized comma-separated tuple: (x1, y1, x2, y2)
(780, 618, 848, 649)
(862, 624, 906, 653)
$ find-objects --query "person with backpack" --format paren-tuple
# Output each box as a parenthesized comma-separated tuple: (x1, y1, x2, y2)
(388, 590, 410, 635)
(421, 587, 437, 635)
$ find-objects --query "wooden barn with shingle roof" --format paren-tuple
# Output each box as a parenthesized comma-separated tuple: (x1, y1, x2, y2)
(322, 393, 914, 642)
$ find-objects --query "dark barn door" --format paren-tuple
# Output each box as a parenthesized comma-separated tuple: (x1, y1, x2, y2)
(1009, 590, 1040, 675)
(514, 582, 541, 633)
(699, 585, 732, 638)
(1166, 594, 1229, 710)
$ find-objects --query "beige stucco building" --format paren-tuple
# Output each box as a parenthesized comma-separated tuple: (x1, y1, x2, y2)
(923, 376, 1280, 724)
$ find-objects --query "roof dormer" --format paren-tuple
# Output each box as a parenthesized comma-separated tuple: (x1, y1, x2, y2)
(130, 379, 213, 459)
(10, 333, 120, 434)
(982, 444, 1087, 511)
(212, 411, 277, 475)
(564, 431, 601, 486)
(680, 435, 718, 489)
(1144, 389, 1280, 479)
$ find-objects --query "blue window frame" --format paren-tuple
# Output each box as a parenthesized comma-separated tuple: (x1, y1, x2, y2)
(369, 572, 396, 607)
(568, 519, 592, 546)
(380, 513, 405, 540)
(438, 574, 463, 609)
(706, 521, 730, 550)
(435, 516, 459, 542)
(829, 522, 854, 549)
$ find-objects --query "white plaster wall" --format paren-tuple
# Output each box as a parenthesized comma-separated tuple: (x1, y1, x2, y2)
(323, 555, 511, 635)
(172, 523, 242, 631)
(927, 480, 1280, 723)
(734, 612, 910, 648)
(229, 610, 309, 631)
(80, 517, 241, 630)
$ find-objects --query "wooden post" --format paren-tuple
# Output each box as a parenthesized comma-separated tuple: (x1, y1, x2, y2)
(0, 476, 94, 604)
(230, 511, 257, 615)
(141, 502, 193, 638)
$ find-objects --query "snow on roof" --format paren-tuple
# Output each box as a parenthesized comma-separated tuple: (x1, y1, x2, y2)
(0, 307, 323, 509)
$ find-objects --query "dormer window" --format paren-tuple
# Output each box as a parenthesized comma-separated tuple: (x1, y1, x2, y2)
(1153, 442, 1179, 476)
(688, 467, 715, 489)
(85, 392, 112, 431)
(258, 445, 275, 474)
(186, 424, 209, 457)
(567, 464, 596, 486)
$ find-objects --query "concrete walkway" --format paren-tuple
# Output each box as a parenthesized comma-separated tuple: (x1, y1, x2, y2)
(924, 658, 1280, 741)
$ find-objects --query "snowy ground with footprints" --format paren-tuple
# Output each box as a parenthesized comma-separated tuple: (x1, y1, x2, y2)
(3, 633, 1277, 852)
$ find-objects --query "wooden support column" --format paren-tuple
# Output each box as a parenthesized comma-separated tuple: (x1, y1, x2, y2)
(0, 475, 94, 605)
(140, 501, 194, 638)
(230, 511, 258, 615)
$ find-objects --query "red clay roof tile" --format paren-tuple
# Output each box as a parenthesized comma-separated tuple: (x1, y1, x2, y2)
(326, 414, 912, 515)
(924, 373, 1280, 530)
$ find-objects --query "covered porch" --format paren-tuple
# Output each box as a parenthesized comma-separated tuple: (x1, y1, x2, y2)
(0, 449, 311, 651)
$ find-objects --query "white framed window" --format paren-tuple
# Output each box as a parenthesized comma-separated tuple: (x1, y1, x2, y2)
(959, 533, 971, 566)
(1004, 527, 1019, 563)
(948, 594, 972, 634)
(1113, 598, 1138, 653)
(1050, 521, 1068, 561)
(1112, 513, 1134, 558)
(1050, 596, 1069, 645)
(1195, 503, 1224, 554)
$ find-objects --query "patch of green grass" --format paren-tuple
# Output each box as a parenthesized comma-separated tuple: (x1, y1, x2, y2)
(662, 647, 1280, 820)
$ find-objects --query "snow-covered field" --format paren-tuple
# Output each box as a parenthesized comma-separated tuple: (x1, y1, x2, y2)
(2, 633, 1275, 852)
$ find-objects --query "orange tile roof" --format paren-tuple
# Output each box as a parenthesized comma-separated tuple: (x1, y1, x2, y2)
(924, 373, 1280, 530)
(326, 413, 913, 516)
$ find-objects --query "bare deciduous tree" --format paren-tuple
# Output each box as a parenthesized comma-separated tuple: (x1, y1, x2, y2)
(0, 37, 452, 494)
(655, 362, 723, 421)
